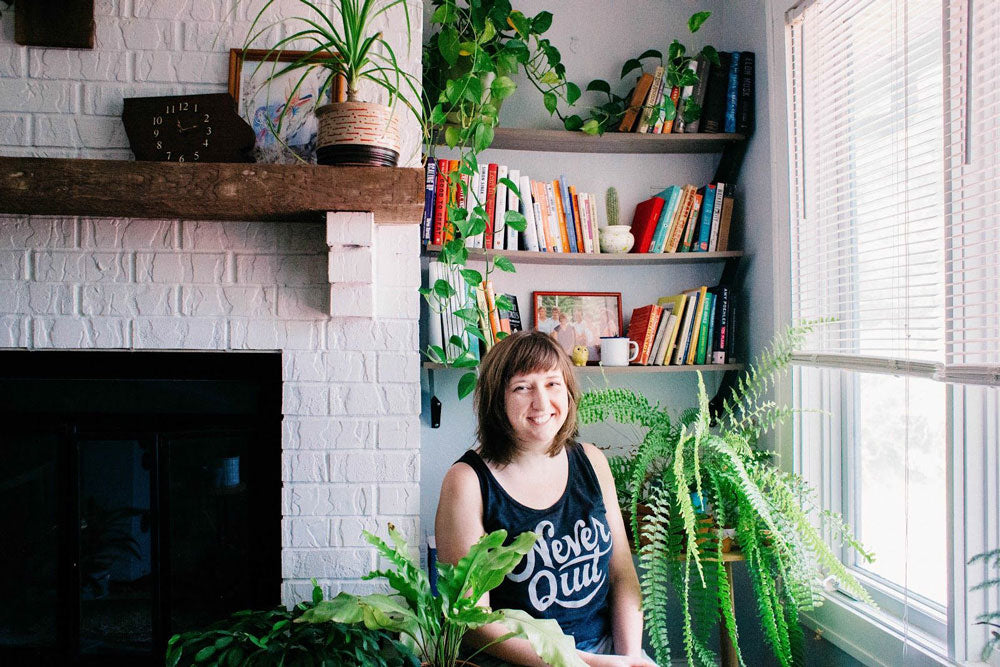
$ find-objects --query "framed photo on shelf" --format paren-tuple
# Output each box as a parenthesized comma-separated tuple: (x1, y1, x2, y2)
(533, 291, 623, 363)
(228, 48, 346, 164)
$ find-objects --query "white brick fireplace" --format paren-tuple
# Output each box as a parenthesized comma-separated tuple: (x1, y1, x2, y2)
(0, 0, 424, 606)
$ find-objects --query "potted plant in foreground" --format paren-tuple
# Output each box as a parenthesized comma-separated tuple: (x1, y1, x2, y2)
(297, 524, 587, 667)
(243, 0, 423, 166)
(578, 322, 876, 667)
(166, 582, 417, 666)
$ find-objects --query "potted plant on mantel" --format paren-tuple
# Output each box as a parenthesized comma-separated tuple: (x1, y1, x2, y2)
(242, 0, 423, 167)
(298, 524, 587, 667)
(578, 322, 876, 667)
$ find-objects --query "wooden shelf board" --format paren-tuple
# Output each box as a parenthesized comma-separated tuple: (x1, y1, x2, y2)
(437, 127, 745, 154)
(423, 362, 743, 373)
(424, 245, 742, 265)
(0, 156, 425, 224)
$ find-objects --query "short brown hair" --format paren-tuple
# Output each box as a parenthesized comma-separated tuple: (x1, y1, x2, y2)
(474, 331, 580, 465)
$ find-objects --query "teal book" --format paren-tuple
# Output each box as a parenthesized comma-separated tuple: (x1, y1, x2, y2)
(695, 292, 715, 364)
(650, 186, 681, 253)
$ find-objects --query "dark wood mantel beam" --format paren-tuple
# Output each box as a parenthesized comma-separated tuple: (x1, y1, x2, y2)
(0, 157, 424, 224)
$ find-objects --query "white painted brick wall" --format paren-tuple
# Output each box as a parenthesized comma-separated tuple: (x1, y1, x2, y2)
(0, 0, 424, 606)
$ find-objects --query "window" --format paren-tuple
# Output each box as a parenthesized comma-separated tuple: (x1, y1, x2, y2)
(784, 0, 1000, 661)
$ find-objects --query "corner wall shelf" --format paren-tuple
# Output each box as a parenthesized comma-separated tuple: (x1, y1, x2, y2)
(423, 362, 743, 374)
(438, 127, 746, 154)
(423, 245, 742, 266)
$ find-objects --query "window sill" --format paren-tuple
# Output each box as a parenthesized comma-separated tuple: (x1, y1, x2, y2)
(800, 590, 955, 666)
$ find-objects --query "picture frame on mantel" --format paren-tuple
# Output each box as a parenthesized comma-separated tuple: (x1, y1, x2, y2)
(533, 291, 623, 363)
(228, 49, 346, 165)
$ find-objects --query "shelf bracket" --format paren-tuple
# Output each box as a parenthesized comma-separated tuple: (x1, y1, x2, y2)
(427, 367, 441, 428)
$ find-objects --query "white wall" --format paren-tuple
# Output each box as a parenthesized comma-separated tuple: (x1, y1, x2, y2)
(0, 0, 425, 605)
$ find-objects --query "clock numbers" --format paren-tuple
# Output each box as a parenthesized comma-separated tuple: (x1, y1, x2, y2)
(153, 129, 159, 137)
(153, 116, 163, 125)
(156, 141, 162, 150)
(206, 126, 212, 135)
(203, 114, 210, 123)
(203, 139, 209, 147)
(165, 102, 192, 114)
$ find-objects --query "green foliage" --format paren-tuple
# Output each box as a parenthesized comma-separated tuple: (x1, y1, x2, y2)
(605, 186, 620, 227)
(241, 0, 423, 140)
(298, 524, 587, 667)
(423, 2, 578, 397)
(578, 322, 875, 667)
(165, 582, 418, 666)
(560, 12, 719, 135)
(970, 548, 1000, 659)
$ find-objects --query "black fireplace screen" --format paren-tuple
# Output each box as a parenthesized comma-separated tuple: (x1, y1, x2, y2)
(0, 351, 282, 665)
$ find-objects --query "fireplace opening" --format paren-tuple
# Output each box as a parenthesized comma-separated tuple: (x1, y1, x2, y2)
(0, 351, 282, 666)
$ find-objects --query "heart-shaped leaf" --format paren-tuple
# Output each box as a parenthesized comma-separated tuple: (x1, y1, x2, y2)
(688, 11, 711, 33)
(458, 372, 477, 399)
(586, 79, 611, 94)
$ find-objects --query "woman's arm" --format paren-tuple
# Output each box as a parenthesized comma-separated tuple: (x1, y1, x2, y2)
(581, 443, 647, 657)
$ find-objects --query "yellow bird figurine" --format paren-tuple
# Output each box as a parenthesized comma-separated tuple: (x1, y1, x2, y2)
(571, 345, 589, 366)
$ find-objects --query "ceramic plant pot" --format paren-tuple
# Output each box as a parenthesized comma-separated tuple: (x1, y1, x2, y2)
(315, 101, 400, 167)
(599, 225, 634, 253)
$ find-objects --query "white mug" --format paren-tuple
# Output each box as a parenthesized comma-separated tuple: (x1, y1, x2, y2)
(600, 337, 639, 366)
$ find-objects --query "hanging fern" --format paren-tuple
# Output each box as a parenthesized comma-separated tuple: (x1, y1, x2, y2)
(578, 321, 873, 667)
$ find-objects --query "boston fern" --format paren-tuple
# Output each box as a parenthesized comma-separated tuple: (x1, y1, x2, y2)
(577, 322, 875, 667)
(970, 548, 1000, 660)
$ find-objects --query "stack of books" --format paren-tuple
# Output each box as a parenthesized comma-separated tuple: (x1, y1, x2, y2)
(421, 159, 603, 254)
(619, 50, 755, 135)
(625, 284, 736, 366)
(426, 260, 521, 361)
(628, 181, 735, 254)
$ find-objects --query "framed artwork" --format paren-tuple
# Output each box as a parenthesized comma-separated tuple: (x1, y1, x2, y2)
(228, 49, 346, 164)
(533, 291, 623, 363)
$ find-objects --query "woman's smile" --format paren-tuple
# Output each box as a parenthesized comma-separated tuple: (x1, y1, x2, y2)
(506, 367, 568, 447)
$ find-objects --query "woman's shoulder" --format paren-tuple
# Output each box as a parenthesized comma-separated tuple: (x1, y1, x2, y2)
(575, 442, 614, 479)
(441, 455, 482, 494)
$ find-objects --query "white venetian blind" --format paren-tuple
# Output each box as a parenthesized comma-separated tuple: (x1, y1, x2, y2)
(941, 0, 1000, 385)
(786, 0, 946, 374)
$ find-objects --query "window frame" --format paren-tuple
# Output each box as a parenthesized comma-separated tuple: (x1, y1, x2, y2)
(767, 0, 1000, 664)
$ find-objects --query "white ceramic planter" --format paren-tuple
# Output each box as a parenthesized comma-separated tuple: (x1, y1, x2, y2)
(599, 225, 635, 253)
(315, 101, 401, 166)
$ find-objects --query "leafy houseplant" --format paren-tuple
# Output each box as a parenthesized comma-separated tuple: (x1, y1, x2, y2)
(578, 322, 876, 667)
(970, 548, 1000, 659)
(559, 11, 719, 135)
(166, 582, 417, 666)
(242, 0, 423, 166)
(298, 524, 587, 667)
(421, 2, 577, 399)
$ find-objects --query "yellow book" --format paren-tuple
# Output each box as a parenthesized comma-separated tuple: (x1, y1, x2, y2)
(656, 293, 688, 364)
(475, 285, 494, 348)
(685, 285, 709, 365)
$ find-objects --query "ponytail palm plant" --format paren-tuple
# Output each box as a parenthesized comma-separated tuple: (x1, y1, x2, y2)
(241, 0, 423, 145)
(579, 322, 875, 667)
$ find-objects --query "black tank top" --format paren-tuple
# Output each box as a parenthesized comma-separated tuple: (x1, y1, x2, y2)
(457, 443, 613, 647)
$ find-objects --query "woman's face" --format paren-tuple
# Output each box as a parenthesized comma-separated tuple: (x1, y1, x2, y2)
(504, 366, 569, 450)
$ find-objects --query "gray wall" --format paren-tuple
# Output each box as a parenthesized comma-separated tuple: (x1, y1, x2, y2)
(420, 1, 864, 664)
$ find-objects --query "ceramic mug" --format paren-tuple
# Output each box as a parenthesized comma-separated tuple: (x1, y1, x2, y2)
(600, 337, 639, 366)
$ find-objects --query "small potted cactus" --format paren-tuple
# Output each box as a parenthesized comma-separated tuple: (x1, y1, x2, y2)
(599, 186, 634, 253)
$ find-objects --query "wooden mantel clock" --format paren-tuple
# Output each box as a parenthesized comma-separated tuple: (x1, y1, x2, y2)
(122, 93, 255, 163)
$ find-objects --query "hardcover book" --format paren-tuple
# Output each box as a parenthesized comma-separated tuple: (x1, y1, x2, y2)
(684, 55, 712, 134)
(620, 72, 655, 132)
(724, 51, 741, 134)
(630, 195, 666, 254)
(701, 51, 732, 133)
(736, 51, 755, 135)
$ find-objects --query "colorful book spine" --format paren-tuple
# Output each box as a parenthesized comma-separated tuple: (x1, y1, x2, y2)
(518, 174, 541, 252)
(684, 55, 712, 134)
(637, 66, 664, 133)
(686, 286, 709, 365)
(620, 72, 655, 132)
(557, 177, 578, 252)
(724, 51, 740, 134)
(484, 163, 498, 249)
(661, 86, 681, 134)
(673, 60, 699, 134)
(493, 164, 508, 249)
(666, 185, 695, 253)
(709, 182, 726, 251)
(569, 186, 587, 253)
(422, 157, 437, 246)
(696, 183, 717, 251)
(432, 159, 451, 245)
(552, 180, 572, 252)
(712, 285, 731, 364)
(695, 291, 714, 364)
(587, 195, 602, 253)
(716, 194, 735, 251)
(736, 51, 755, 135)
(545, 182, 566, 252)
(701, 51, 731, 133)
(680, 192, 703, 252)
(673, 291, 699, 365)
(650, 186, 681, 253)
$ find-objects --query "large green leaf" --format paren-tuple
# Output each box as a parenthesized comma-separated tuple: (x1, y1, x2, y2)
(496, 609, 588, 667)
(438, 25, 460, 65)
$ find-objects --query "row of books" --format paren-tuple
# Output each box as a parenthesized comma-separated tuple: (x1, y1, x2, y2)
(426, 260, 522, 361)
(630, 181, 735, 254)
(626, 284, 736, 366)
(421, 157, 605, 254)
(620, 50, 755, 135)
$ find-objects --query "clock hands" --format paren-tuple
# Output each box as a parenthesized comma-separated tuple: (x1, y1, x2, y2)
(176, 119, 202, 134)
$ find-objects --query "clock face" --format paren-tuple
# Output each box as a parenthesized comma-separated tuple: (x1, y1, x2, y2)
(122, 93, 255, 163)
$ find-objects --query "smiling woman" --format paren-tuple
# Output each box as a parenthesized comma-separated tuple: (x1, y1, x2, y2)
(434, 331, 656, 667)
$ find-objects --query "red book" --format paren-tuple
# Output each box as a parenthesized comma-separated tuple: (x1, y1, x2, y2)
(432, 159, 452, 245)
(629, 196, 666, 253)
(626, 304, 661, 365)
(484, 163, 498, 249)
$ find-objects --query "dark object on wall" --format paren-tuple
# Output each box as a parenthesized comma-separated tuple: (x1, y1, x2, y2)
(122, 93, 255, 163)
(15, 0, 95, 49)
